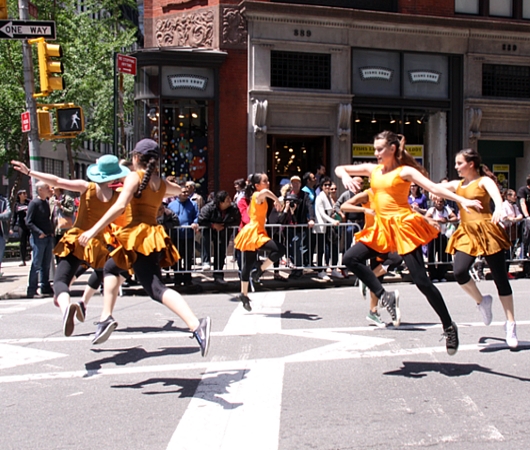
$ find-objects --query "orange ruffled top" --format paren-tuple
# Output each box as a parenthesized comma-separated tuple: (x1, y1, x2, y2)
(446, 177, 510, 256)
(109, 170, 180, 270)
(355, 165, 439, 255)
(234, 192, 270, 251)
(54, 182, 118, 269)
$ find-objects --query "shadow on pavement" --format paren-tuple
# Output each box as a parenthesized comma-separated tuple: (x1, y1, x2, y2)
(384, 360, 530, 382)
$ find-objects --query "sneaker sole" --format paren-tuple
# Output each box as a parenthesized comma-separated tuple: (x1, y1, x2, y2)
(63, 304, 77, 337)
(391, 290, 401, 327)
(201, 317, 211, 357)
(92, 321, 118, 345)
(241, 296, 252, 312)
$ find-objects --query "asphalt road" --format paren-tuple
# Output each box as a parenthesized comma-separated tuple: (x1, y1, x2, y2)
(1, 278, 530, 450)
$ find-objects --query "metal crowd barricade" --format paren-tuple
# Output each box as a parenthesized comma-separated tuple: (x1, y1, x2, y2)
(163, 222, 363, 276)
(163, 220, 530, 279)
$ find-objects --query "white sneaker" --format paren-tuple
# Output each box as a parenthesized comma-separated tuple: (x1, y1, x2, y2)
(202, 262, 211, 271)
(505, 321, 518, 348)
(330, 269, 344, 279)
(318, 271, 331, 281)
(477, 294, 493, 326)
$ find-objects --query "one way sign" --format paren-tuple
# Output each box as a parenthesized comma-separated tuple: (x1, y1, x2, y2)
(0, 20, 56, 40)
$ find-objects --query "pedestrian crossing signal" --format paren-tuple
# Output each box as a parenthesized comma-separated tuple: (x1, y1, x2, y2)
(56, 107, 84, 133)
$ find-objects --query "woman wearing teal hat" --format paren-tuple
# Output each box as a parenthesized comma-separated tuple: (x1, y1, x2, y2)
(11, 155, 130, 337)
(78, 139, 211, 357)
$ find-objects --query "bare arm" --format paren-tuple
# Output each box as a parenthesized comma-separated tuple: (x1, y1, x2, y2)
(164, 178, 183, 197)
(340, 190, 373, 215)
(256, 189, 281, 210)
(519, 198, 529, 218)
(335, 163, 375, 191)
(479, 177, 504, 224)
(78, 172, 139, 246)
(11, 160, 89, 193)
(400, 167, 482, 213)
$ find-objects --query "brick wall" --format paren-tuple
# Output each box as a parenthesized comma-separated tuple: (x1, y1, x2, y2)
(217, 48, 248, 193)
(399, 0, 454, 16)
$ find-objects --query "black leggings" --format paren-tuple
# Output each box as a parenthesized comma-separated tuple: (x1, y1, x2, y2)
(53, 253, 106, 296)
(453, 250, 512, 296)
(53, 254, 82, 297)
(241, 239, 285, 282)
(104, 251, 168, 303)
(343, 242, 452, 328)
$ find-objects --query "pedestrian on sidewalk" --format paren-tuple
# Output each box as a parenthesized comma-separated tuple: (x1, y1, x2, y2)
(23, 182, 54, 298)
(78, 139, 211, 357)
(12, 190, 30, 267)
(444, 148, 518, 348)
(335, 131, 482, 355)
(11, 156, 130, 336)
(233, 173, 285, 311)
(0, 192, 11, 277)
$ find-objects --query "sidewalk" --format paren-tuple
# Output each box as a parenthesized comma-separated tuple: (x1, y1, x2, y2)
(0, 260, 32, 300)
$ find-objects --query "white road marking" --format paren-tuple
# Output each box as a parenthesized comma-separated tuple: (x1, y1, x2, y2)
(0, 343, 67, 369)
(167, 360, 284, 450)
(0, 298, 49, 318)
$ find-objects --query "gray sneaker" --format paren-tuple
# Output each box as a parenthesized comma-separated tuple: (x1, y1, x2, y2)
(381, 290, 400, 327)
(366, 310, 386, 328)
(92, 316, 118, 345)
(477, 294, 493, 326)
(193, 317, 211, 357)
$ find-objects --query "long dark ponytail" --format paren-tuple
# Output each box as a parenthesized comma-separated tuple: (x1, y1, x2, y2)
(243, 173, 263, 200)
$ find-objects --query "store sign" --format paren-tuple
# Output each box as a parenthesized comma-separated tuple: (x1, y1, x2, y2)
(352, 144, 423, 158)
(408, 70, 440, 84)
(167, 74, 208, 91)
(359, 67, 393, 81)
(493, 164, 510, 190)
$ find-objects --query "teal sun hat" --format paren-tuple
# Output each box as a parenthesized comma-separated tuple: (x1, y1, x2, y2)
(87, 154, 130, 183)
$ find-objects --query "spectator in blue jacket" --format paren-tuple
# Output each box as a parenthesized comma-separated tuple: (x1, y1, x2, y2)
(168, 185, 199, 289)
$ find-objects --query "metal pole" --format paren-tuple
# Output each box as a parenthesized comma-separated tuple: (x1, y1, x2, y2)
(19, 0, 41, 197)
(113, 51, 118, 155)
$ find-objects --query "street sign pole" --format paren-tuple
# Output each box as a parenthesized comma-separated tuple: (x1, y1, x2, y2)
(18, 0, 41, 198)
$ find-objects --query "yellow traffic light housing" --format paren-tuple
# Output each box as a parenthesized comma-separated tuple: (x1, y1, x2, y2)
(37, 110, 54, 139)
(28, 37, 64, 97)
(0, 0, 8, 20)
(36, 103, 84, 140)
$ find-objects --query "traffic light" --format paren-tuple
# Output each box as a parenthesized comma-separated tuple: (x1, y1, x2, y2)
(37, 110, 53, 139)
(28, 37, 64, 97)
(0, 0, 8, 20)
(56, 106, 84, 133)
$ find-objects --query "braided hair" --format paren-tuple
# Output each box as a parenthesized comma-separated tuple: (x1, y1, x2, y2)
(133, 152, 159, 198)
(374, 131, 428, 176)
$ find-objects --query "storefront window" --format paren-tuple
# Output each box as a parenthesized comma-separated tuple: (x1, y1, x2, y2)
(136, 66, 159, 99)
(352, 49, 400, 97)
(160, 100, 208, 198)
(403, 54, 448, 99)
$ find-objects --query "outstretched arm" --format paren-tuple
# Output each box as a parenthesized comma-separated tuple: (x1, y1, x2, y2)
(11, 160, 89, 193)
(78, 172, 139, 246)
(401, 167, 482, 213)
(335, 163, 375, 192)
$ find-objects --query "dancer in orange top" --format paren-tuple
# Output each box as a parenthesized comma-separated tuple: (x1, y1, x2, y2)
(233, 173, 285, 311)
(79, 139, 210, 356)
(11, 156, 129, 337)
(335, 131, 481, 355)
(443, 148, 517, 348)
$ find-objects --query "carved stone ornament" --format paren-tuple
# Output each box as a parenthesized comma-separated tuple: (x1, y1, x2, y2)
(467, 107, 482, 140)
(252, 99, 268, 138)
(155, 10, 214, 48)
(222, 7, 247, 47)
(337, 103, 352, 142)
